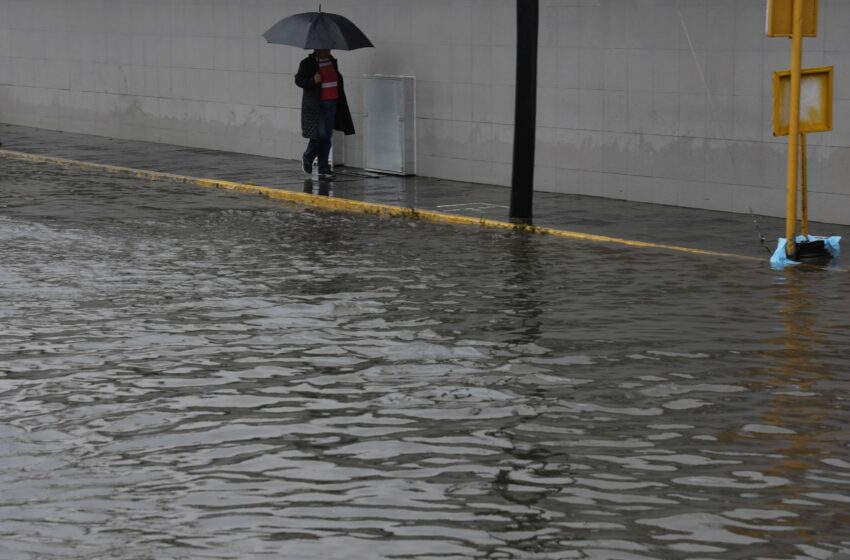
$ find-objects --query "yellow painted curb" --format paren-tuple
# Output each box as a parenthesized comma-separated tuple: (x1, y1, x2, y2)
(0, 148, 762, 262)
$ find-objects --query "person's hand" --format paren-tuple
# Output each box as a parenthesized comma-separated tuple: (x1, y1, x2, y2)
(314, 73, 321, 84)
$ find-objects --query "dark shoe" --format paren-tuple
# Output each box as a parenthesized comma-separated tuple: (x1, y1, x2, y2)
(301, 157, 313, 175)
(318, 170, 336, 180)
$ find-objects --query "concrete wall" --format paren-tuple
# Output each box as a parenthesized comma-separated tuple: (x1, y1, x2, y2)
(2, 0, 850, 224)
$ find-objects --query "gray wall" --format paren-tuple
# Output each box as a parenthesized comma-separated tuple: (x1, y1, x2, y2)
(2, 0, 850, 224)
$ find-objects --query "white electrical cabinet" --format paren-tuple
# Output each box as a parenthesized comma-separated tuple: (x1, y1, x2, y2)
(363, 75, 416, 175)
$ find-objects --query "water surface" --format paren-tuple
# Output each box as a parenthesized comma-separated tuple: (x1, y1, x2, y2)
(1, 160, 849, 559)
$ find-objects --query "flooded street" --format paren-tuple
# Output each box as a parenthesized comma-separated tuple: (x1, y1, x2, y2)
(1, 159, 849, 559)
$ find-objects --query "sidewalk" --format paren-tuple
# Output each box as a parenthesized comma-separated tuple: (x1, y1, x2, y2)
(2, 123, 845, 260)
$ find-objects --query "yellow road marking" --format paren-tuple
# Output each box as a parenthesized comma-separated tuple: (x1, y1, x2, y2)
(0, 148, 762, 262)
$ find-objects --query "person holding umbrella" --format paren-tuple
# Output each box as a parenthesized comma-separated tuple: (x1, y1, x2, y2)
(295, 48, 354, 180)
(263, 8, 372, 181)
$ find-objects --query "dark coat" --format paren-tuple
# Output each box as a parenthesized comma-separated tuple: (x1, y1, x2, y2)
(294, 53, 355, 139)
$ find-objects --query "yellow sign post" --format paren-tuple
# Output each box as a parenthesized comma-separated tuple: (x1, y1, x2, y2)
(801, 133, 809, 236)
(766, 0, 818, 37)
(774, 64, 832, 241)
(768, 0, 837, 263)
(773, 66, 833, 136)
(783, 0, 805, 258)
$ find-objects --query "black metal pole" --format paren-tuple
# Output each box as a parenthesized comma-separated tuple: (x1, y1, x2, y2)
(509, 0, 539, 224)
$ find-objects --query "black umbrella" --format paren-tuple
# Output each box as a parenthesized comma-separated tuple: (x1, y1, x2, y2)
(262, 7, 374, 51)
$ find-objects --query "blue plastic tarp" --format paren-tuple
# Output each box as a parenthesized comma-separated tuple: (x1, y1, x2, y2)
(770, 235, 842, 269)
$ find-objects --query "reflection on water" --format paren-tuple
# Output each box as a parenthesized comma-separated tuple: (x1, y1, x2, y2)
(1, 159, 850, 560)
(303, 179, 331, 197)
(748, 277, 849, 553)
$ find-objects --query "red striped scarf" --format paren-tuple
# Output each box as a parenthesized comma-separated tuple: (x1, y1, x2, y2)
(318, 58, 339, 101)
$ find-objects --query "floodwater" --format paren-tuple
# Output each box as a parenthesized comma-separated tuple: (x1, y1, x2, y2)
(1, 158, 849, 560)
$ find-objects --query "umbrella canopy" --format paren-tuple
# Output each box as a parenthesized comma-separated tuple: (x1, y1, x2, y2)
(263, 10, 374, 51)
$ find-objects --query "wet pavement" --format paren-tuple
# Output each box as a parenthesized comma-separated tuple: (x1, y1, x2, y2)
(3, 122, 848, 260)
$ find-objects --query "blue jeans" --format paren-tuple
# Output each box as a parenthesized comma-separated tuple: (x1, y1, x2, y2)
(304, 100, 337, 173)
